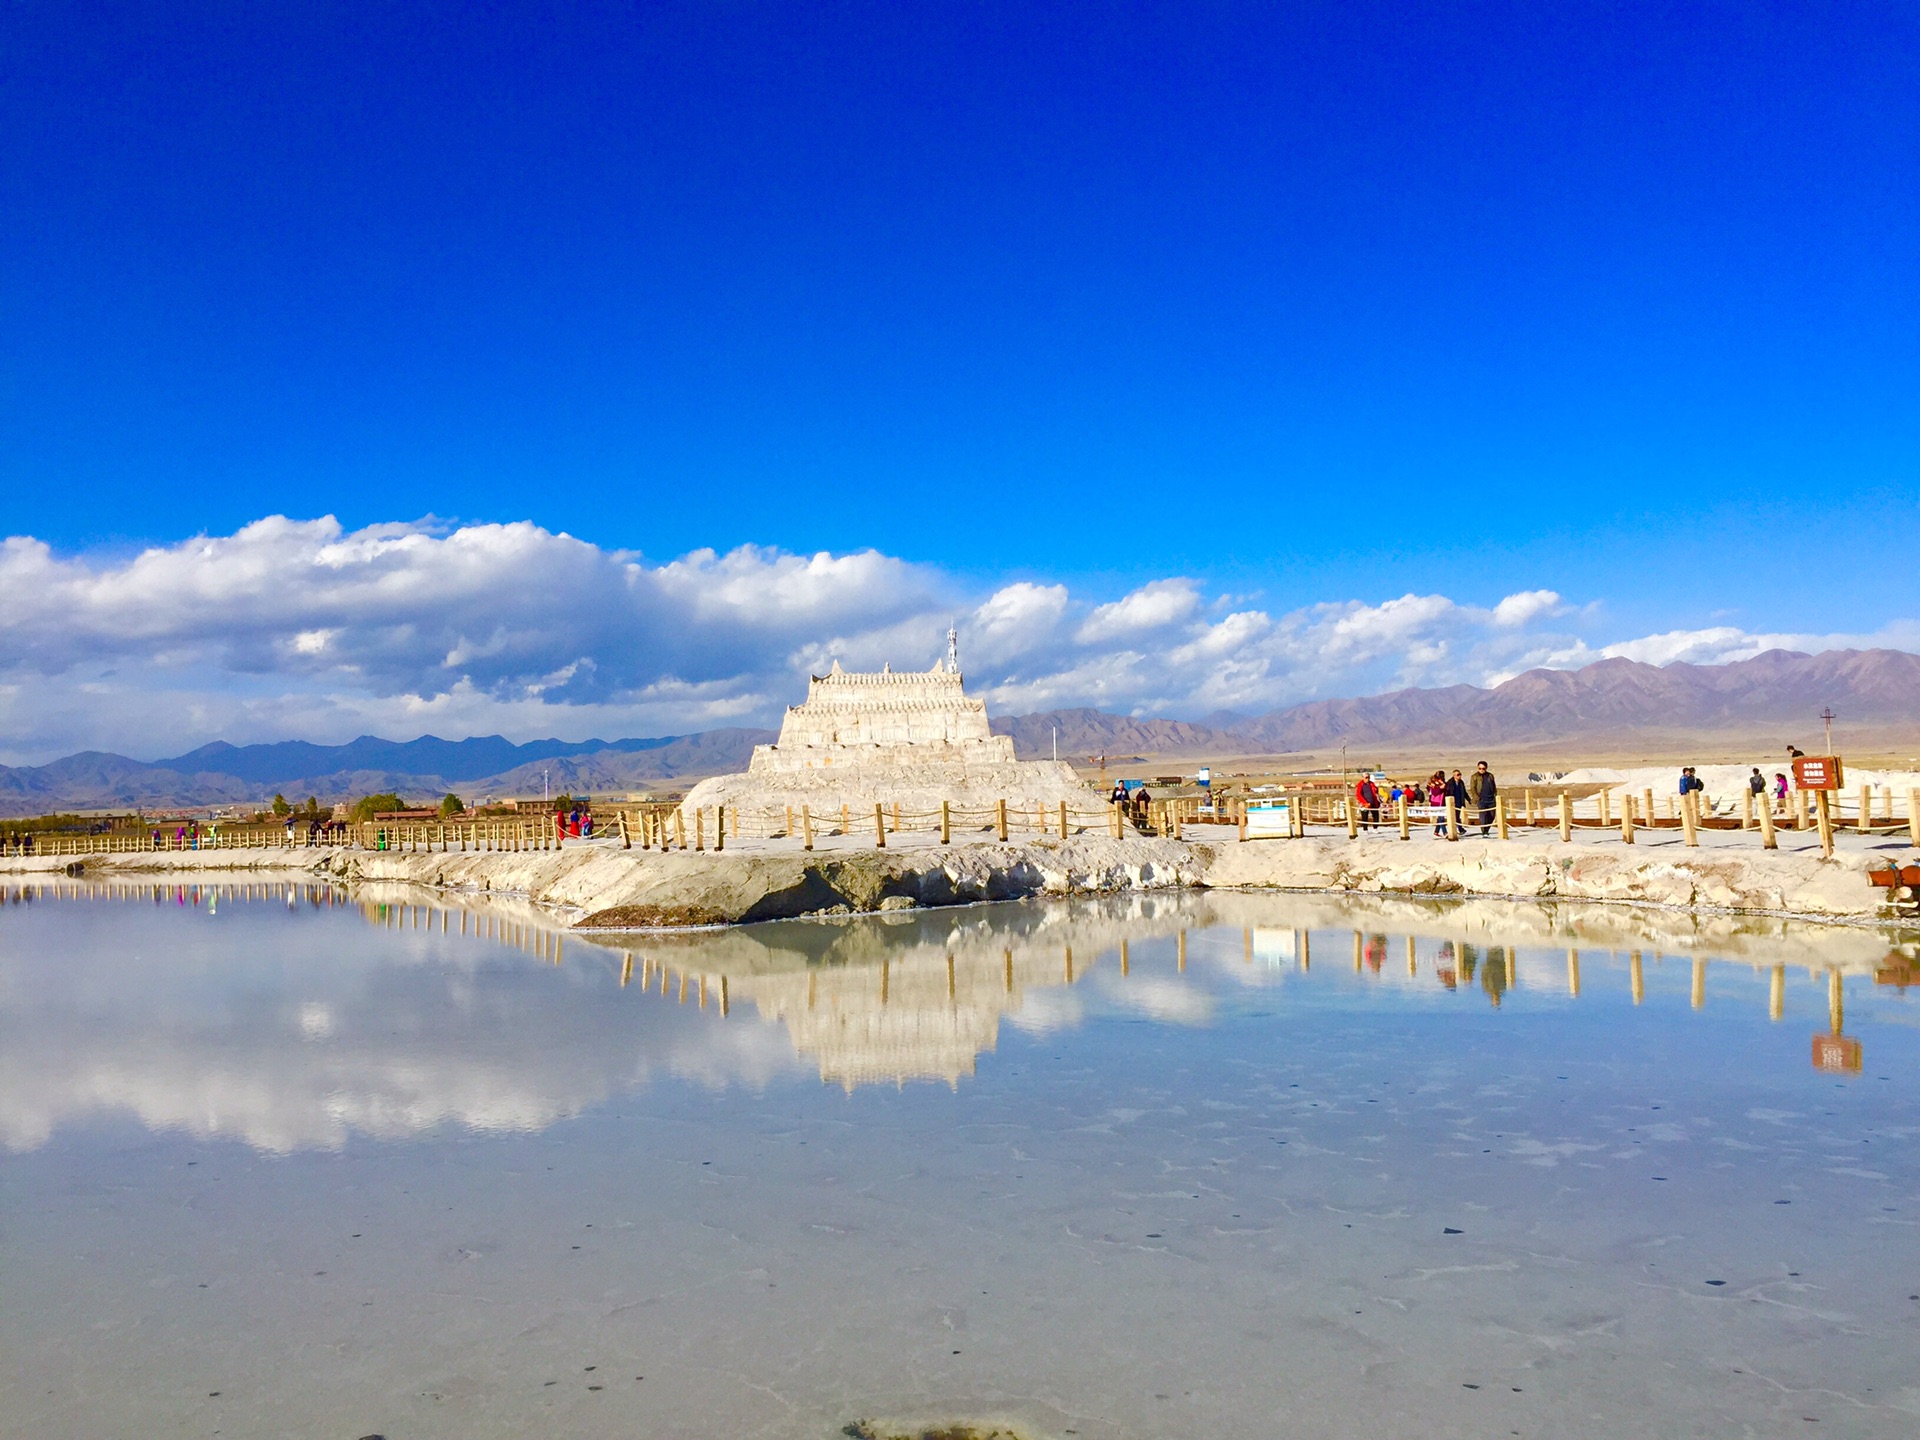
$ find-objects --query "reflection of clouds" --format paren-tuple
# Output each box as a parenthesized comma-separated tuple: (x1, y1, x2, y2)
(1097, 975, 1215, 1026)
(6, 881, 1880, 1153)
(1008, 988, 1085, 1033)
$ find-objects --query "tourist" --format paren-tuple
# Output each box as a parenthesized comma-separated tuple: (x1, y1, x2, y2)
(1466, 761, 1497, 837)
(1426, 771, 1448, 836)
(1774, 772, 1790, 806)
(1109, 780, 1127, 810)
(1354, 773, 1381, 831)
(1678, 766, 1704, 797)
(1748, 768, 1766, 799)
(1131, 784, 1152, 831)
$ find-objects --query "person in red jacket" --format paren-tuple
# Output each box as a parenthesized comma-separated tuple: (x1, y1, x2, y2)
(1354, 774, 1382, 831)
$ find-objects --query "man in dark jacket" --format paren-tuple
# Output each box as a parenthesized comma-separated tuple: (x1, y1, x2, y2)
(1466, 761, 1497, 837)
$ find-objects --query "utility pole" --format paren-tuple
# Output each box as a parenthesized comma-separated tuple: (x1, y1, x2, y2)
(1821, 707, 1835, 753)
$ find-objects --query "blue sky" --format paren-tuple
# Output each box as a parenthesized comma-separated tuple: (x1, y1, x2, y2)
(1, 3, 1915, 758)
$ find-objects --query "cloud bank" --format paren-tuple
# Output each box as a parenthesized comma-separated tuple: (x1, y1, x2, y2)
(1, 516, 1913, 763)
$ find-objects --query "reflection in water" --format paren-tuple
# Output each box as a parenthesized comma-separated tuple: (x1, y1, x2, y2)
(1, 879, 1915, 1150)
(5, 881, 1920, 1440)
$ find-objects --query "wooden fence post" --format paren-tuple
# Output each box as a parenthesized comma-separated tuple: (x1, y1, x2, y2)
(695, 809, 705, 852)
(785, 804, 794, 839)
(1558, 792, 1572, 842)
(1681, 790, 1699, 847)
(1621, 794, 1635, 844)
(840, 803, 850, 837)
(1444, 796, 1459, 840)
(1741, 787, 1754, 830)
(802, 805, 814, 851)
(873, 803, 886, 849)
(674, 809, 686, 849)
(1642, 788, 1655, 830)
(715, 807, 726, 852)
(940, 801, 951, 844)
(1494, 795, 1508, 840)
(996, 799, 1008, 842)
(1111, 802, 1123, 839)
(1397, 794, 1409, 840)
(1345, 796, 1358, 839)
(1758, 793, 1777, 849)
(1857, 784, 1872, 835)
(619, 811, 631, 849)
(1909, 789, 1920, 848)
(1598, 788, 1610, 826)
(1815, 789, 1834, 858)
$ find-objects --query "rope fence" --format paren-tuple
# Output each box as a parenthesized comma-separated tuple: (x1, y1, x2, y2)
(6, 783, 1916, 862)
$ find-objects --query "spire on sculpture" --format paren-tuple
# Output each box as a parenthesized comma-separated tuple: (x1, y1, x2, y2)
(946, 623, 959, 675)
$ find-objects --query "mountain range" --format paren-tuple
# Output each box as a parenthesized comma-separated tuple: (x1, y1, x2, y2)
(3, 648, 1915, 814)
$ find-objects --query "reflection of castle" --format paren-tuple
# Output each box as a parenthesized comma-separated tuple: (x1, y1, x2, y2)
(628, 939, 1093, 1089)
(734, 948, 1068, 1089)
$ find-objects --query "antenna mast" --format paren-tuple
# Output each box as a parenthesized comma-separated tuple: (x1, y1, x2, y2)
(946, 623, 959, 674)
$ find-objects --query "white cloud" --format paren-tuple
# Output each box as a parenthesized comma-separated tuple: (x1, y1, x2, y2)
(1075, 578, 1201, 643)
(0, 515, 1914, 764)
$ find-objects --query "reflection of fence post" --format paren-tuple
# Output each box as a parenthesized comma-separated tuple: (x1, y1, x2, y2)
(940, 801, 951, 844)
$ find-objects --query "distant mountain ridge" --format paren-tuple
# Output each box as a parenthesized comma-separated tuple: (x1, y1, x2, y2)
(3, 648, 1915, 813)
(991, 648, 1920, 760)
(0, 730, 775, 815)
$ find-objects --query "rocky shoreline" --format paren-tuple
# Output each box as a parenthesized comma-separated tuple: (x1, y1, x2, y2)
(6, 831, 1911, 929)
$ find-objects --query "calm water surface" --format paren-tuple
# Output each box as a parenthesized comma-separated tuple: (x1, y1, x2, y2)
(3, 881, 1919, 1439)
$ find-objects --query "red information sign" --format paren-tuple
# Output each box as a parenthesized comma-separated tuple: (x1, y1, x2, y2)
(1811, 1033, 1862, 1073)
(1792, 755, 1845, 791)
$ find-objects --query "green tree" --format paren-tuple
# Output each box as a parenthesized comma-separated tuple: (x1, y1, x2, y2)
(271, 793, 291, 817)
(439, 793, 466, 817)
(350, 792, 406, 822)
(304, 796, 321, 817)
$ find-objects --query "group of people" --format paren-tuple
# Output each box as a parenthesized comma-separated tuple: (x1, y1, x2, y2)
(1352, 762, 1502, 838)
(1108, 780, 1154, 829)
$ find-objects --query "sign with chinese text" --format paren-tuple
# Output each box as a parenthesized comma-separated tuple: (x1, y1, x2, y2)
(1792, 755, 1844, 791)
(1811, 1033, 1862, 1073)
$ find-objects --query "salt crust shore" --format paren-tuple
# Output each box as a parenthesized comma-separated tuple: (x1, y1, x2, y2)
(7, 831, 1915, 931)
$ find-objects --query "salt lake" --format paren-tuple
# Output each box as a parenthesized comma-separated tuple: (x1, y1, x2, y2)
(3, 880, 1918, 1438)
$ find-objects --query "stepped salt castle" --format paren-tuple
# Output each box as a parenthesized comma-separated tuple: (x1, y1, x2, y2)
(681, 630, 1087, 816)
